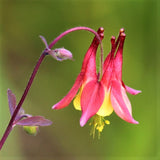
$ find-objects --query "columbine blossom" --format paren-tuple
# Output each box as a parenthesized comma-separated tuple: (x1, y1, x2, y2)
(8, 89, 52, 135)
(0, 26, 103, 150)
(52, 27, 141, 137)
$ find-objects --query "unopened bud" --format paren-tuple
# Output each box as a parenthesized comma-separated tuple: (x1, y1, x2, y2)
(48, 48, 73, 61)
(23, 126, 39, 136)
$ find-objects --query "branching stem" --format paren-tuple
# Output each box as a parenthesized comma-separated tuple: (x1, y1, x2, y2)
(0, 26, 103, 150)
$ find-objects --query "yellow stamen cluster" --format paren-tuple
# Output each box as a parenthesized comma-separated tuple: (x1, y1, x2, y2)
(89, 114, 110, 139)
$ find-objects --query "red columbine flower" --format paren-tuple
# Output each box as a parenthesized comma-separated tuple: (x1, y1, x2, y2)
(52, 27, 141, 137)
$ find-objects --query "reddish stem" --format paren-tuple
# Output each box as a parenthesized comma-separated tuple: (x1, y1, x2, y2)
(49, 26, 102, 49)
(48, 27, 104, 79)
(0, 26, 103, 150)
(0, 52, 47, 150)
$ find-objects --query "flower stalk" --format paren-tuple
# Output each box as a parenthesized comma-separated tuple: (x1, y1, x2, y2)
(0, 26, 102, 150)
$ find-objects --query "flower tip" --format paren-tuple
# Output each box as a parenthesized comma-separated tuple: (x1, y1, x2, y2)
(120, 28, 125, 33)
(98, 27, 104, 33)
(7, 88, 11, 92)
(125, 86, 142, 95)
(137, 90, 142, 94)
(128, 118, 139, 124)
(80, 120, 85, 127)
(120, 32, 126, 41)
(131, 90, 141, 95)
(111, 36, 116, 45)
(39, 35, 44, 39)
(132, 120, 139, 124)
(97, 27, 104, 40)
(80, 117, 87, 127)
(52, 105, 57, 110)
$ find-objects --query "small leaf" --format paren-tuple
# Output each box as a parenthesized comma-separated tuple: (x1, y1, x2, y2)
(7, 89, 16, 116)
(39, 35, 49, 49)
(7, 89, 25, 119)
(23, 126, 39, 136)
(16, 116, 52, 126)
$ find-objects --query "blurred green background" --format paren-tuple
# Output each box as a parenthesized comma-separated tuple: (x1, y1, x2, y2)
(0, 0, 159, 160)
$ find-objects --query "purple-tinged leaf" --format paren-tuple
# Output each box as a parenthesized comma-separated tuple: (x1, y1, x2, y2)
(7, 89, 25, 119)
(16, 116, 52, 126)
(39, 35, 49, 49)
(7, 89, 16, 116)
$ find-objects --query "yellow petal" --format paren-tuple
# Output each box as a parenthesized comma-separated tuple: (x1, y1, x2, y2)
(97, 91, 113, 116)
(73, 88, 83, 111)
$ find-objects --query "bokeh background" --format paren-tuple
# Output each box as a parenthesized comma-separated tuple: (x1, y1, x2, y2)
(0, 0, 159, 160)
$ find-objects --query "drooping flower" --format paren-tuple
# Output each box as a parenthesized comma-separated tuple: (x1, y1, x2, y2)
(0, 27, 104, 150)
(52, 27, 141, 137)
(8, 89, 52, 135)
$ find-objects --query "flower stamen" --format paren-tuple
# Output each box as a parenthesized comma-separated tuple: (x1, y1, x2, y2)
(89, 114, 110, 139)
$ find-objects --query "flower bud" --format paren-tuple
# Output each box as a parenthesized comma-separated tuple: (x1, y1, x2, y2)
(48, 48, 73, 61)
(23, 126, 39, 136)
